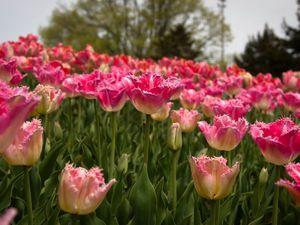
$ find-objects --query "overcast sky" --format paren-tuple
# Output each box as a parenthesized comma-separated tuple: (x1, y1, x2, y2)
(0, 0, 298, 55)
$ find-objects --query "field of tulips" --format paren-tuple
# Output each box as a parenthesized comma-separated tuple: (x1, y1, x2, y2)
(1, 34, 300, 225)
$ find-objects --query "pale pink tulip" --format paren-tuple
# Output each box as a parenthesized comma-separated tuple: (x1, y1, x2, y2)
(0, 208, 17, 225)
(33, 84, 65, 115)
(58, 164, 116, 215)
(151, 102, 173, 121)
(171, 108, 202, 133)
(1, 119, 43, 165)
(190, 155, 239, 200)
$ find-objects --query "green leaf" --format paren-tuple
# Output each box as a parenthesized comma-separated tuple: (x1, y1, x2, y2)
(0, 172, 22, 211)
(39, 142, 63, 182)
(129, 164, 157, 225)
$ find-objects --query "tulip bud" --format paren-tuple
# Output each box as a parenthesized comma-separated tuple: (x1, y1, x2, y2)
(259, 168, 268, 184)
(117, 154, 129, 174)
(53, 121, 63, 140)
(58, 164, 116, 215)
(167, 123, 182, 151)
(1, 119, 43, 166)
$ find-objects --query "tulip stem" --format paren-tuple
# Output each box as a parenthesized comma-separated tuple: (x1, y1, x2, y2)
(94, 100, 101, 166)
(211, 200, 220, 225)
(169, 149, 180, 213)
(143, 114, 150, 165)
(41, 114, 49, 158)
(109, 112, 117, 180)
(24, 166, 33, 225)
(272, 166, 280, 225)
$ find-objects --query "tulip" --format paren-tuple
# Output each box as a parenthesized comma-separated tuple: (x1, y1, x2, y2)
(58, 164, 116, 215)
(1, 119, 43, 166)
(179, 89, 204, 109)
(33, 84, 65, 115)
(249, 118, 300, 165)
(123, 73, 182, 114)
(198, 115, 248, 151)
(280, 92, 300, 112)
(97, 79, 128, 112)
(190, 155, 239, 200)
(276, 163, 300, 207)
(33, 61, 67, 87)
(171, 108, 202, 133)
(0, 59, 23, 85)
(0, 85, 40, 153)
(201, 97, 251, 120)
(282, 71, 300, 92)
(201, 96, 221, 118)
(151, 102, 173, 121)
(0, 208, 17, 225)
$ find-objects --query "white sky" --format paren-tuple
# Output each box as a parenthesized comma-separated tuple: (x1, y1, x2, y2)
(0, 0, 298, 55)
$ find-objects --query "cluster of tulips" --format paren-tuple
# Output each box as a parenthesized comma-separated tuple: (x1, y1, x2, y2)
(1, 34, 300, 225)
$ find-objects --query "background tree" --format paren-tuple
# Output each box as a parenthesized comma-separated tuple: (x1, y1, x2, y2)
(282, 0, 300, 70)
(39, 0, 232, 61)
(234, 25, 294, 77)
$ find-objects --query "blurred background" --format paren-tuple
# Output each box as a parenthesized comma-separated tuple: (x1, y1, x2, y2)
(0, 0, 299, 76)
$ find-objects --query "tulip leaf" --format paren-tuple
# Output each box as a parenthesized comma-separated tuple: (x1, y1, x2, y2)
(79, 213, 107, 225)
(45, 206, 60, 225)
(248, 215, 264, 225)
(111, 178, 123, 215)
(116, 197, 132, 225)
(39, 142, 63, 182)
(0, 172, 22, 211)
(129, 164, 157, 225)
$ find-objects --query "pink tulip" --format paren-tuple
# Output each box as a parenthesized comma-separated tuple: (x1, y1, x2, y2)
(58, 164, 116, 215)
(151, 102, 173, 121)
(124, 73, 182, 114)
(282, 71, 300, 92)
(33, 84, 65, 115)
(0, 83, 40, 153)
(280, 92, 300, 112)
(96, 73, 128, 112)
(171, 108, 202, 133)
(190, 155, 239, 200)
(179, 89, 204, 109)
(1, 119, 43, 165)
(198, 115, 248, 151)
(0, 208, 17, 225)
(202, 97, 251, 120)
(201, 96, 221, 118)
(217, 76, 243, 96)
(34, 61, 68, 87)
(0, 59, 23, 85)
(276, 163, 300, 207)
(249, 118, 300, 165)
(241, 85, 282, 114)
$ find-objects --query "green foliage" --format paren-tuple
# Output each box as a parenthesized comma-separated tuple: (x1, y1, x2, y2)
(39, 0, 232, 61)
